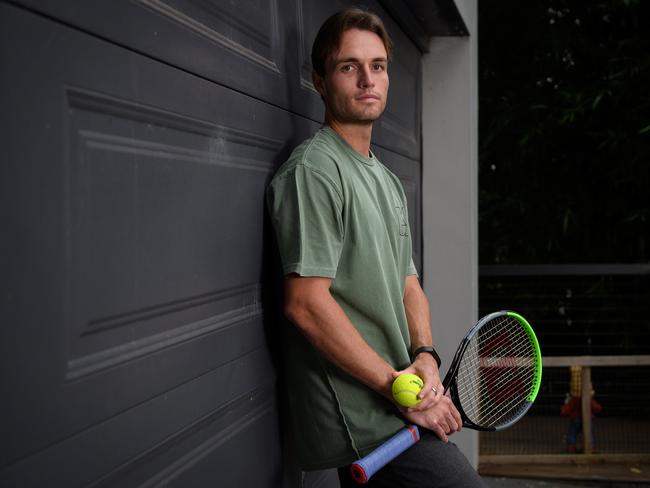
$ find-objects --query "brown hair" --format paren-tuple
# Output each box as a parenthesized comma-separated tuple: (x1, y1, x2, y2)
(311, 8, 393, 77)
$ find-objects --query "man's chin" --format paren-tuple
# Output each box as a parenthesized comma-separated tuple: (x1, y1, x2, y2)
(327, 105, 386, 125)
(341, 118, 378, 126)
(345, 110, 384, 124)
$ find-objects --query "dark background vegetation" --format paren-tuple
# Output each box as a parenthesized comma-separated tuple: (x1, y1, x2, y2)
(478, 1, 650, 418)
(479, 0, 650, 265)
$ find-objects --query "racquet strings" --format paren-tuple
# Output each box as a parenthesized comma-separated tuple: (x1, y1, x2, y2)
(454, 315, 536, 428)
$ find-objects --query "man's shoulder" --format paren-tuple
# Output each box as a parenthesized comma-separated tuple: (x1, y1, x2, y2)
(272, 128, 343, 182)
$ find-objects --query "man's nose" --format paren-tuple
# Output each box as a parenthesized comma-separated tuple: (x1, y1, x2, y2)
(358, 65, 375, 88)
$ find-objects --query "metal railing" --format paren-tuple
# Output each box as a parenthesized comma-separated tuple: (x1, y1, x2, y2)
(479, 264, 650, 470)
(480, 356, 650, 471)
(542, 355, 650, 456)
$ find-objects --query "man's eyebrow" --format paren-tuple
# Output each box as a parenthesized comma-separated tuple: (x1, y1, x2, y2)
(334, 56, 388, 64)
(334, 57, 360, 64)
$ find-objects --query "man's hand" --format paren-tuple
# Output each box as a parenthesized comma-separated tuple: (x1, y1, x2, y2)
(392, 352, 443, 411)
(402, 394, 462, 443)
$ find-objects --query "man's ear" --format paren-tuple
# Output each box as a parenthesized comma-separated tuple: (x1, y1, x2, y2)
(312, 70, 326, 99)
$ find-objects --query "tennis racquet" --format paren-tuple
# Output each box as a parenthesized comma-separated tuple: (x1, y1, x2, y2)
(350, 310, 542, 484)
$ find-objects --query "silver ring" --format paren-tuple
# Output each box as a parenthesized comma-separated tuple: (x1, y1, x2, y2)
(431, 386, 438, 394)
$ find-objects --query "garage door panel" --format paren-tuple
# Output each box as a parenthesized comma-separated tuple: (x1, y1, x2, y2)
(2, 352, 277, 487)
(1, 3, 291, 479)
(160, 400, 282, 488)
(2, 317, 269, 470)
(136, 0, 282, 75)
(12, 0, 297, 113)
(66, 87, 274, 357)
(149, 0, 279, 63)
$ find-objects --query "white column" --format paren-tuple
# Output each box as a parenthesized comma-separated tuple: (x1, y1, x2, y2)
(421, 0, 479, 467)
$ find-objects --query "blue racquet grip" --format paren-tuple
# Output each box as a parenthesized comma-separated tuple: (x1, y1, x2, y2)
(350, 425, 420, 483)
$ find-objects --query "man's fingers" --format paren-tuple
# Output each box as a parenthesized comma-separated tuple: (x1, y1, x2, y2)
(416, 385, 432, 403)
(408, 385, 441, 411)
(446, 412, 460, 433)
(409, 395, 435, 412)
(446, 398, 463, 429)
(419, 381, 435, 399)
(440, 399, 461, 431)
(392, 366, 417, 379)
(453, 410, 462, 430)
(420, 378, 443, 398)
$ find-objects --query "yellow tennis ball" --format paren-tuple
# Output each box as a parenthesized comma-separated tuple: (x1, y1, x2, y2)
(392, 373, 424, 407)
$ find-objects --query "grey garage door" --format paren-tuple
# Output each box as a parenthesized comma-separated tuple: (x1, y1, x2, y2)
(0, 1, 421, 486)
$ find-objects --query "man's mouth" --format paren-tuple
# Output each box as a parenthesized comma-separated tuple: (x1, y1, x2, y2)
(356, 93, 380, 101)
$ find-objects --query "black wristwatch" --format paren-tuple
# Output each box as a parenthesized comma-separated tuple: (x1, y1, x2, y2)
(412, 346, 441, 368)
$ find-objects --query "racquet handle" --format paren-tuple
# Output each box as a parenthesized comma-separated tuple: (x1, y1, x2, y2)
(350, 425, 420, 484)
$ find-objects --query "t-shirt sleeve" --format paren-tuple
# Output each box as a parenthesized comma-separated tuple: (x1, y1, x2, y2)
(407, 257, 418, 277)
(266, 164, 344, 278)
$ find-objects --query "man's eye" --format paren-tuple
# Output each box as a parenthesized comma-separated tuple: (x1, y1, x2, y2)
(340, 64, 355, 73)
(373, 64, 386, 71)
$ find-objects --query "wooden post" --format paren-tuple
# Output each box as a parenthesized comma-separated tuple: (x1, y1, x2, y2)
(581, 366, 593, 454)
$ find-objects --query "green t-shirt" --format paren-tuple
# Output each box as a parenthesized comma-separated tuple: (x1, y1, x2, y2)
(266, 127, 417, 469)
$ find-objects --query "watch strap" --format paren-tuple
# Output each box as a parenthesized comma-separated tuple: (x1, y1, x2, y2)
(412, 346, 441, 368)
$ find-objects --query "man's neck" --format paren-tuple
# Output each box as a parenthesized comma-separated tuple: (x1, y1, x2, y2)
(326, 118, 374, 157)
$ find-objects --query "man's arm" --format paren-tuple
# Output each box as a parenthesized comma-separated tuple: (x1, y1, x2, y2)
(398, 275, 444, 410)
(283, 274, 395, 400)
(284, 273, 462, 441)
(399, 275, 463, 440)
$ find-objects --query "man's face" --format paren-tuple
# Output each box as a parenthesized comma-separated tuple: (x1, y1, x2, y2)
(314, 28, 389, 125)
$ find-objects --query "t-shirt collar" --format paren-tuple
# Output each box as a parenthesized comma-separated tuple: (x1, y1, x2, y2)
(321, 126, 376, 166)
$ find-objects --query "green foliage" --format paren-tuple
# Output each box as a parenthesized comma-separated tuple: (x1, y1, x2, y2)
(479, 0, 650, 264)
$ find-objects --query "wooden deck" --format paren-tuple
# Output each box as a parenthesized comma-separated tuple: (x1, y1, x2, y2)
(480, 458, 650, 484)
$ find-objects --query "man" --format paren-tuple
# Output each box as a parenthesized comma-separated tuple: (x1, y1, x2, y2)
(267, 8, 485, 487)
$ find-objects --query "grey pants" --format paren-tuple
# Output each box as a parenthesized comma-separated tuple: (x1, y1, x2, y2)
(338, 431, 487, 488)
